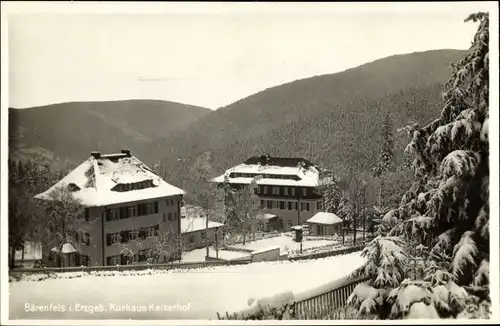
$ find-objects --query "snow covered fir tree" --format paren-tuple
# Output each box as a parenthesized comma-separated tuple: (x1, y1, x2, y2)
(347, 12, 490, 319)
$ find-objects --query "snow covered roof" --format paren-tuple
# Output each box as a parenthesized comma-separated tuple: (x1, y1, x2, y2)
(51, 243, 77, 254)
(306, 212, 343, 225)
(181, 217, 224, 234)
(211, 156, 322, 187)
(15, 241, 43, 261)
(257, 213, 278, 220)
(34, 151, 185, 207)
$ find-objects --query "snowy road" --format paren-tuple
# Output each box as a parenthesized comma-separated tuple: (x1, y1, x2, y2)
(10, 253, 364, 320)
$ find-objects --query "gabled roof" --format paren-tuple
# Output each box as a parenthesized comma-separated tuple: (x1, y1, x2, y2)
(181, 217, 224, 233)
(35, 151, 185, 207)
(306, 212, 343, 225)
(212, 155, 322, 187)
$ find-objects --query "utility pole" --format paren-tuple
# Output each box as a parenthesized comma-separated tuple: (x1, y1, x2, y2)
(297, 187, 302, 227)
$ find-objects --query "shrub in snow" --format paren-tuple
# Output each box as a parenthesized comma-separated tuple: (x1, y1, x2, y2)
(347, 13, 490, 320)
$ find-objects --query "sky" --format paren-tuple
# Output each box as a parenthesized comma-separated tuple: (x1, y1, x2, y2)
(6, 2, 490, 110)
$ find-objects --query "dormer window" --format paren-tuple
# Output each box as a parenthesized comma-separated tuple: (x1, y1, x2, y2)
(68, 183, 81, 192)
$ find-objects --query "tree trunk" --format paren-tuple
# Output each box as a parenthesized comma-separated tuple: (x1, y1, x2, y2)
(342, 222, 345, 246)
(205, 212, 209, 259)
(9, 246, 16, 269)
(242, 214, 247, 245)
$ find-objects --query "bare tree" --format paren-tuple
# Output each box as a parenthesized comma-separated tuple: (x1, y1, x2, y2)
(119, 227, 184, 264)
(36, 185, 90, 267)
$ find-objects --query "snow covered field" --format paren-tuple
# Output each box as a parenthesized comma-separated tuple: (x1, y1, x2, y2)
(10, 253, 364, 320)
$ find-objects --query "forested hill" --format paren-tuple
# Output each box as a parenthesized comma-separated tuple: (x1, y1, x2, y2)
(141, 49, 467, 187)
(9, 99, 211, 168)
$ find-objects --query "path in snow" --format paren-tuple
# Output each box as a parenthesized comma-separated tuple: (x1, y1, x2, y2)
(10, 253, 364, 320)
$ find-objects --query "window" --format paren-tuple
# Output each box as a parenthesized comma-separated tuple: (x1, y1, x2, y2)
(288, 202, 292, 210)
(166, 200, 169, 207)
(170, 199, 174, 206)
(145, 225, 158, 238)
(267, 200, 272, 209)
(317, 201, 323, 211)
(201, 231, 207, 242)
(256, 187, 261, 194)
(261, 200, 265, 209)
(144, 203, 155, 215)
(272, 187, 280, 195)
(138, 250, 148, 262)
(128, 205, 137, 218)
(284, 187, 289, 196)
(301, 203, 306, 211)
(279, 201, 285, 210)
(168, 212, 173, 221)
(302, 188, 307, 197)
(163, 214, 166, 223)
(107, 208, 119, 221)
(129, 229, 138, 241)
(82, 232, 90, 246)
(120, 230, 130, 243)
(291, 188, 296, 196)
(106, 232, 120, 246)
(306, 203, 310, 211)
(264, 186, 268, 195)
(294, 202, 298, 210)
(189, 234, 195, 244)
(106, 255, 121, 266)
(173, 212, 178, 220)
(84, 208, 90, 221)
(80, 254, 89, 266)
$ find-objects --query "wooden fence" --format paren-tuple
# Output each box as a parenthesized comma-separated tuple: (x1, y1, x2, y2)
(9, 258, 252, 276)
(217, 275, 370, 320)
(292, 277, 369, 319)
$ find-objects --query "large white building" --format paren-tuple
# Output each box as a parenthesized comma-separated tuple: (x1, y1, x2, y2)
(212, 155, 327, 230)
(35, 150, 185, 266)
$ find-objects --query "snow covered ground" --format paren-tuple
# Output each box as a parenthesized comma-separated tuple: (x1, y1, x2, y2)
(231, 234, 338, 253)
(10, 253, 364, 320)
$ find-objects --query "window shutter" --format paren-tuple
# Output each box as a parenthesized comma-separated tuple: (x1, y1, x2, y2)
(138, 204, 143, 216)
(154, 201, 159, 214)
(105, 208, 111, 221)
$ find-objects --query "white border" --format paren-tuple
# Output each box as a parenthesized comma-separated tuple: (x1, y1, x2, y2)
(1, 1, 499, 325)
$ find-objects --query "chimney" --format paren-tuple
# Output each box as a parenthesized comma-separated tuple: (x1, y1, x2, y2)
(121, 149, 131, 157)
(91, 151, 101, 159)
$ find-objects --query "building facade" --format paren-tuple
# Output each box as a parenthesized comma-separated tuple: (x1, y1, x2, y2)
(35, 150, 185, 266)
(212, 155, 327, 230)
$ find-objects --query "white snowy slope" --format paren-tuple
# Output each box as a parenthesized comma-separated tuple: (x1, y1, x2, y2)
(10, 253, 365, 320)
